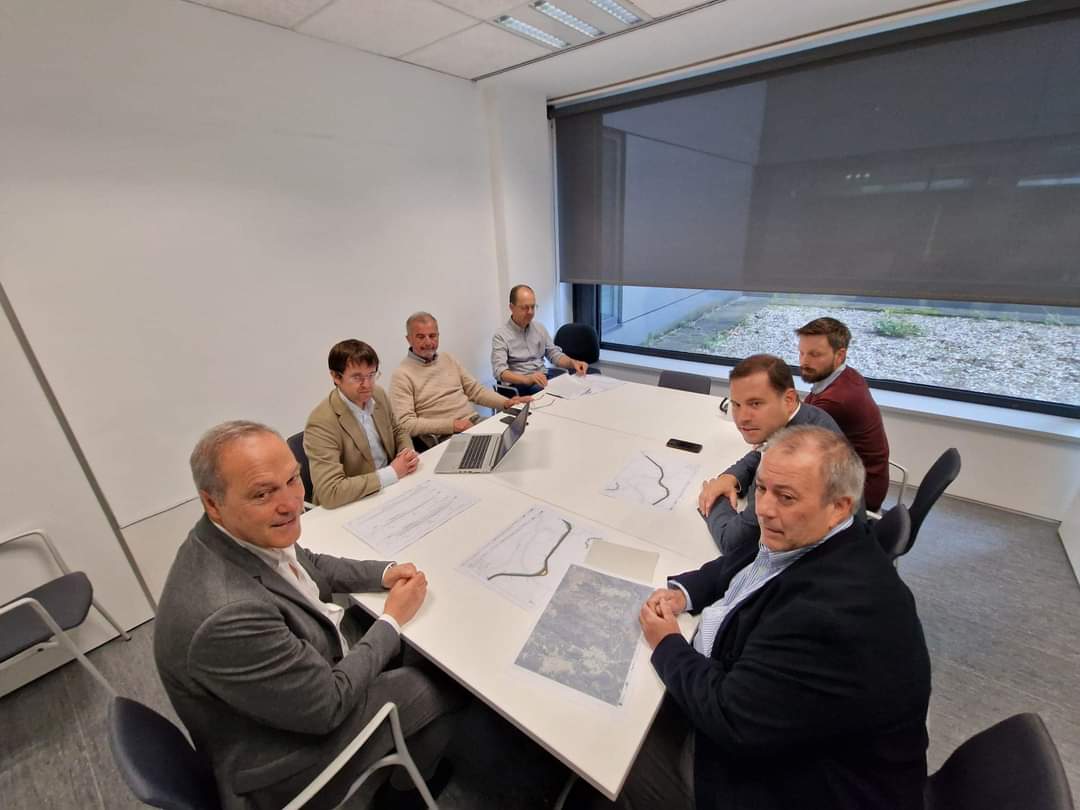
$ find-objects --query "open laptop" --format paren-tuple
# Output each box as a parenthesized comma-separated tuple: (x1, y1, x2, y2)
(435, 402, 530, 474)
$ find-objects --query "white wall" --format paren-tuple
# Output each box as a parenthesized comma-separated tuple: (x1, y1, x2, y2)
(0, 0, 503, 527)
(0, 307, 153, 696)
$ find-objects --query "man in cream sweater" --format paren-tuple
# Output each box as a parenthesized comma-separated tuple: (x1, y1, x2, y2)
(390, 312, 530, 449)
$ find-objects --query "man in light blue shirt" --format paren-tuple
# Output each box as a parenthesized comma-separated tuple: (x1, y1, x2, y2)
(491, 284, 589, 395)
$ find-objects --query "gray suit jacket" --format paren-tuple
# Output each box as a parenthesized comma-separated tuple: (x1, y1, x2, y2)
(154, 515, 400, 810)
(704, 402, 843, 555)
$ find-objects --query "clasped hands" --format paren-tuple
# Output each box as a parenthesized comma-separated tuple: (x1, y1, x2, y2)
(639, 587, 687, 649)
(390, 447, 420, 478)
(381, 562, 427, 625)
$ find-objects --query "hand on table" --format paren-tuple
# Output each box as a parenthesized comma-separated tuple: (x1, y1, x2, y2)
(505, 395, 533, 408)
(639, 595, 681, 650)
(382, 562, 418, 588)
(698, 473, 739, 516)
(383, 570, 427, 626)
(570, 360, 589, 376)
(390, 448, 419, 478)
(528, 371, 548, 389)
(645, 587, 687, 617)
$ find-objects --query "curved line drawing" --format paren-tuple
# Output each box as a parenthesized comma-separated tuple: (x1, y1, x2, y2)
(488, 519, 573, 581)
(642, 453, 670, 506)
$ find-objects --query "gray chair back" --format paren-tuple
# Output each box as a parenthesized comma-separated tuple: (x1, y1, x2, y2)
(658, 370, 711, 395)
(108, 696, 221, 810)
(873, 504, 911, 561)
(909, 448, 961, 546)
(286, 431, 314, 504)
(925, 713, 1074, 810)
(554, 323, 600, 365)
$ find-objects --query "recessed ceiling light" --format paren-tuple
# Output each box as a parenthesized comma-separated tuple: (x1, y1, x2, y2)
(588, 0, 642, 26)
(495, 15, 569, 48)
(532, 2, 604, 38)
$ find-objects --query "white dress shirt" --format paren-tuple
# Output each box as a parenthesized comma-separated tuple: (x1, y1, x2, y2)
(340, 392, 398, 489)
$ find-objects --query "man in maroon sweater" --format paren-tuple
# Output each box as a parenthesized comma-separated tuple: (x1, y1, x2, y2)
(796, 317, 891, 511)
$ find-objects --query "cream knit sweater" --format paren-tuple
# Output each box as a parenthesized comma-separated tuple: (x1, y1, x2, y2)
(390, 351, 507, 437)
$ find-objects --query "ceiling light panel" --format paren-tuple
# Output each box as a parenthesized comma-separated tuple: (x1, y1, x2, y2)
(494, 15, 569, 48)
(531, 1, 604, 37)
(589, 0, 643, 26)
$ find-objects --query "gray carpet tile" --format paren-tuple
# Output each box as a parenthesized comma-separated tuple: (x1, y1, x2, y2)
(1, 493, 1077, 809)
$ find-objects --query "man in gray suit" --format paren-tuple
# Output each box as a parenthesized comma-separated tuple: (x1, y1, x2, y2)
(697, 354, 843, 555)
(154, 421, 464, 810)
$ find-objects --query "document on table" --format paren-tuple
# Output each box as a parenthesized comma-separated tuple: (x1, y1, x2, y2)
(602, 450, 699, 511)
(343, 480, 479, 556)
(544, 372, 625, 400)
(585, 539, 659, 583)
(515, 564, 654, 706)
(458, 505, 601, 611)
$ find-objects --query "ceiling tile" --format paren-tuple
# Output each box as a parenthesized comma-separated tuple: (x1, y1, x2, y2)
(404, 22, 551, 79)
(297, 0, 475, 57)
(186, 0, 332, 28)
(431, 0, 522, 19)
(631, 0, 705, 16)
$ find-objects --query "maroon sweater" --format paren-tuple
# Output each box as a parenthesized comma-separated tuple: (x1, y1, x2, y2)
(805, 366, 890, 511)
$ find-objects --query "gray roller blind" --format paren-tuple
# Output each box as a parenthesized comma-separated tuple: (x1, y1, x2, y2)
(555, 10, 1080, 307)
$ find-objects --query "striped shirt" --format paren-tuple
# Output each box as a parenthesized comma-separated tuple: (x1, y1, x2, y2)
(678, 516, 854, 657)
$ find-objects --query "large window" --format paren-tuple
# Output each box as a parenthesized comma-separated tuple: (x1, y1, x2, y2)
(555, 1, 1080, 416)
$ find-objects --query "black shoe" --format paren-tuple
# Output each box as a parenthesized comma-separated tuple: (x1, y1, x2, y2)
(371, 759, 453, 810)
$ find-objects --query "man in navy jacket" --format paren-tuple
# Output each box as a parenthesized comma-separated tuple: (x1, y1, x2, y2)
(609, 425, 931, 810)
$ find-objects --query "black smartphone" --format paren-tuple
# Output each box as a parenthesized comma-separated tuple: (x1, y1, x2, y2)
(666, 438, 703, 454)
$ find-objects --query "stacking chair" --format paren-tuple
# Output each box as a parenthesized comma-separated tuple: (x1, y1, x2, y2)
(872, 503, 911, 562)
(658, 370, 712, 395)
(0, 529, 130, 695)
(553, 323, 601, 372)
(907, 448, 962, 550)
(925, 713, 1074, 810)
(286, 431, 315, 508)
(108, 696, 438, 810)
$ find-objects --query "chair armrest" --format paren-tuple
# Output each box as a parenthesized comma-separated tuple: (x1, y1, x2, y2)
(282, 702, 402, 810)
(889, 461, 910, 507)
(0, 530, 71, 574)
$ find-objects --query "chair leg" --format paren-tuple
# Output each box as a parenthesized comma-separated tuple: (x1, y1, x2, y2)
(388, 705, 438, 809)
(21, 598, 117, 696)
(553, 772, 578, 810)
(92, 599, 132, 642)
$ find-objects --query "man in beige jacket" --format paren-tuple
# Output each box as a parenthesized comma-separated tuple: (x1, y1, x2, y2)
(304, 339, 418, 508)
(391, 312, 530, 449)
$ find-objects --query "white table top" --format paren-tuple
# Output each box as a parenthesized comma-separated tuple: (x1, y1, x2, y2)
(297, 380, 747, 799)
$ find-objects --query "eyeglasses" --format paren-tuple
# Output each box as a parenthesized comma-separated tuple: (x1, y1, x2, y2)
(344, 371, 381, 384)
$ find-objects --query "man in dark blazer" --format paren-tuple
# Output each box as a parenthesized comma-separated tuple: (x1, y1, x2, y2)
(596, 425, 931, 810)
(155, 421, 464, 810)
(698, 354, 843, 554)
(305, 339, 419, 508)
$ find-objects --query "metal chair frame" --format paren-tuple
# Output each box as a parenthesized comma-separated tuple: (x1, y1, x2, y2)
(0, 529, 130, 693)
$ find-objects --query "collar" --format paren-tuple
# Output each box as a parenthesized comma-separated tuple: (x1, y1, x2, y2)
(506, 317, 531, 335)
(760, 515, 853, 563)
(211, 519, 300, 569)
(340, 390, 375, 421)
(407, 349, 438, 365)
(811, 362, 847, 395)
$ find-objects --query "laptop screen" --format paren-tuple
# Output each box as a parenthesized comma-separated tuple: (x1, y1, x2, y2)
(491, 402, 530, 466)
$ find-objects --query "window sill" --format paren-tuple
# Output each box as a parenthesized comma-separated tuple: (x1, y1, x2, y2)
(599, 349, 1080, 444)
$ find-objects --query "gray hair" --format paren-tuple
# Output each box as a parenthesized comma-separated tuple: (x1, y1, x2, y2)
(405, 311, 437, 333)
(190, 420, 280, 500)
(763, 425, 865, 505)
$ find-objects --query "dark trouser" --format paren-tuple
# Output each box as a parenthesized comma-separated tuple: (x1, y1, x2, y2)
(510, 366, 566, 396)
(580, 697, 695, 810)
(248, 624, 468, 810)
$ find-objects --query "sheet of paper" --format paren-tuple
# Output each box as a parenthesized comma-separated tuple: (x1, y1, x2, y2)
(543, 373, 625, 400)
(585, 539, 659, 583)
(515, 564, 654, 706)
(458, 506, 602, 611)
(343, 480, 478, 556)
(602, 450, 699, 512)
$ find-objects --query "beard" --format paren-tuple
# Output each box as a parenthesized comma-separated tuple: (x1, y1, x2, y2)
(800, 363, 835, 383)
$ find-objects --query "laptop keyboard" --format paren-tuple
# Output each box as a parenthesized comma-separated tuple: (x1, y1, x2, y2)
(460, 434, 493, 470)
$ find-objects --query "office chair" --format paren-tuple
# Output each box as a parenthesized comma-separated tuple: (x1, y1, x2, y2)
(925, 713, 1074, 810)
(109, 696, 438, 810)
(657, 370, 711, 395)
(907, 448, 962, 550)
(553, 323, 601, 372)
(0, 530, 130, 695)
(286, 431, 315, 507)
(872, 503, 911, 562)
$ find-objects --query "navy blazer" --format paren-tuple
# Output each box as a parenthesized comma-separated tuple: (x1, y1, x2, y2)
(653, 522, 931, 810)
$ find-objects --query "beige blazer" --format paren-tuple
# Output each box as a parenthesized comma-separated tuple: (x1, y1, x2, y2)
(303, 386, 411, 508)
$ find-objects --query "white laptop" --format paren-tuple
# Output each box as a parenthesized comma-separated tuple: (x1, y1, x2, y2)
(434, 402, 530, 474)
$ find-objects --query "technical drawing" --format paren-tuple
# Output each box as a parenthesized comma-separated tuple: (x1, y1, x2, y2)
(343, 480, 478, 556)
(602, 450, 699, 512)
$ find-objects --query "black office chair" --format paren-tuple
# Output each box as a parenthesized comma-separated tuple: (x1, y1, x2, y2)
(925, 713, 1074, 810)
(0, 530, 130, 695)
(108, 696, 438, 810)
(872, 503, 911, 562)
(554, 323, 601, 373)
(657, 370, 711, 395)
(907, 448, 962, 550)
(286, 431, 315, 506)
